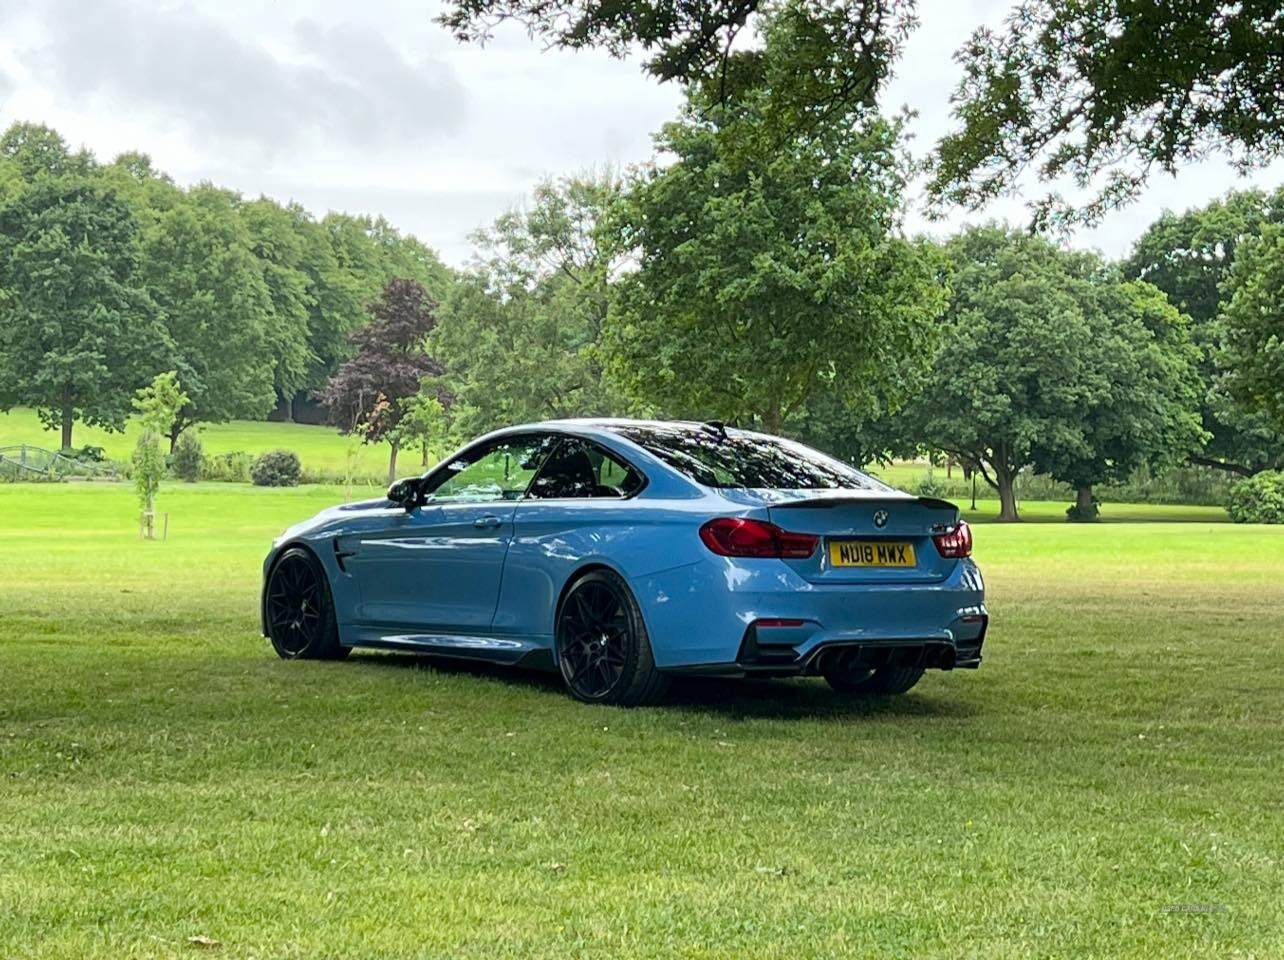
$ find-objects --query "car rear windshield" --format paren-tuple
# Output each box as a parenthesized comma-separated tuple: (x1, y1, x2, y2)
(610, 425, 889, 491)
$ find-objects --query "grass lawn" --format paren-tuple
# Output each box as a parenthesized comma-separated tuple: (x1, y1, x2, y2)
(1, 482, 1281, 958)
(0, 407, 399, 480)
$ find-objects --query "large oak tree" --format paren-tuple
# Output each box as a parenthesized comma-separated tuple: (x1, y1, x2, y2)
(889, 226, 1203, 521)
(140, 185, 277, 448)
(0, 176, 164, 449)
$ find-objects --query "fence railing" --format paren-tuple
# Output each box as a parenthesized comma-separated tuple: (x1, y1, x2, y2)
(0, 445, 118, 481)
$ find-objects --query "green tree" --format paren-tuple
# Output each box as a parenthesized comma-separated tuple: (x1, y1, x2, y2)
(324, 213, 452, 307)
(888, 228, 1097, 521)
(241, 197, 316, 411)
(100, 151, 184, 221)
(1030, 280, 1206, 515)
(1123, 188, 1284, 476)
(317, 213, 454, 406)
(434, 172, 636, 436)
(928, 1, 1284, 227)
(888, 226, 1200, 522)
(386, 389, 451, 468)
(1220, 224, 1284, 430)
(141, 185, 277, 448)
(604, 33, 945, 433)
(0, 156, 22, 202)
(0, 122, 94, 181)
(131, 372, 189, 539)
(0, 176, 164, 449)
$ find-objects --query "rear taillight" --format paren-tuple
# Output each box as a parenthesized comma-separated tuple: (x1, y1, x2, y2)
(699, 517, 819, 559)
(932, 520, 973, 559)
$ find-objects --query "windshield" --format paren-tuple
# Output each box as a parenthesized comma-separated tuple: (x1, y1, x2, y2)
(610, 425, 890, 491)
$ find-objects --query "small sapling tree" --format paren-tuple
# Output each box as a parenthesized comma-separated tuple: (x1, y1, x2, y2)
(132, 372, 188, 539)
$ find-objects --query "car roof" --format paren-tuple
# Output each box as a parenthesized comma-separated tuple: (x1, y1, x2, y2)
(495, 417, 765, 439)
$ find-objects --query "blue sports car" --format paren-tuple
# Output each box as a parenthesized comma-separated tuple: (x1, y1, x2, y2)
(262, 420, 987, 705)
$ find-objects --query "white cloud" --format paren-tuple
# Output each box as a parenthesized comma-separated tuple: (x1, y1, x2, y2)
(13, 0, 466, 155)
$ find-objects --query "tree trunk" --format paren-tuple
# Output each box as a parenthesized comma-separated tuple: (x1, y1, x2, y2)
(387, 440, 400, 485)
(422, 443, 430, 466)
(994, 465, 1020, 522)
(760, 407, 782, 435)
(168, 422, 182, 455)
(60, 408, 73, 451)
(1076, 484, 1094, 512)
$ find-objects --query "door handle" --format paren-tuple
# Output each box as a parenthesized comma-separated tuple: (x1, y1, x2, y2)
(473, 515, 502, 529)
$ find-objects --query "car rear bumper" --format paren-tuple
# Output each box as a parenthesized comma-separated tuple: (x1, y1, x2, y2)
(632, 556, 987, 674)
(667, 617, 988, 677)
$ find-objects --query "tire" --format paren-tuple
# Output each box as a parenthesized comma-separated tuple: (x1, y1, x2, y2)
(555, 569, 668, 706)
(822, 661, 925, 696)
(265, 547, 349, 661)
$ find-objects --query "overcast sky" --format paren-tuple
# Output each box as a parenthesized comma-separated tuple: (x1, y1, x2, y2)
(1, 0, 1281, 265)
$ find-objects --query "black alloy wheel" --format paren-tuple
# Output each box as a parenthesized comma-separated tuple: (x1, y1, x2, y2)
(556, 569, 667, 706)
(265, 547, 348, 660)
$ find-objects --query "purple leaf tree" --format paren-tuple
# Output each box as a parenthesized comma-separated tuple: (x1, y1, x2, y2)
(317, 278, 448, 483)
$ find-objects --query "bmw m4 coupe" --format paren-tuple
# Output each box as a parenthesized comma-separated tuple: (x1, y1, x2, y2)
(262, 420, 987, 705)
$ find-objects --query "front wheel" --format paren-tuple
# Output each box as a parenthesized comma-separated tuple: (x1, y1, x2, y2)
(555, 569, 668, 706)
(265, 547, 349, 660)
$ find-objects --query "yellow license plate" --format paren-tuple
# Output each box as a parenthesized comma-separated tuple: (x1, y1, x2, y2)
(829, 540, 916, 567)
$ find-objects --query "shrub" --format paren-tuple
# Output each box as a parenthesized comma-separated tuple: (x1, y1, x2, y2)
(915, 472, 949, 499)
(203, 451, 252, 483)
(66, 444, 107, 463)
(1227, 471, 1284, 524)
(171, 431, 203, 482)
(1065, 500, 1100, 522)
(251, 449, 302, 487)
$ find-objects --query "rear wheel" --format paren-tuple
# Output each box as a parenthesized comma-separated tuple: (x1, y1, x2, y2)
(555, 569, 668, 706)
(265, 547, 348, 660)
(822, 662, 925, 696)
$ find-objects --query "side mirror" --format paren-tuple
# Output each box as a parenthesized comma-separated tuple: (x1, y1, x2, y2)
(386, 478, 419, 510)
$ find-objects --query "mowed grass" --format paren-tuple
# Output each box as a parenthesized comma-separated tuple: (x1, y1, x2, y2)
(0, 407, 396, 478)
(1, 482, 1281, 959)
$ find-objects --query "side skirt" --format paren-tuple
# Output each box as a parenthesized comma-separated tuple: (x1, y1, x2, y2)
(345, 628, 554, 669)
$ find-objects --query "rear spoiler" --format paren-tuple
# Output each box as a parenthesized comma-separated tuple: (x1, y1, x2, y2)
(768, 495, 958, 511)
(768, 495, 961, 523)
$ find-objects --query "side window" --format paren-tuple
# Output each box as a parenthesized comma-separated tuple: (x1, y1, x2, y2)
(527, 437, 645, 500)
(424, 436, 556, 503)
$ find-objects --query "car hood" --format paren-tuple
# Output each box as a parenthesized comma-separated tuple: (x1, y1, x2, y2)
(273, 496, 393, 546)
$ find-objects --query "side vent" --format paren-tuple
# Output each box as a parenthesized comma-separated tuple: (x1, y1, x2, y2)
(333, 536, 357, 572)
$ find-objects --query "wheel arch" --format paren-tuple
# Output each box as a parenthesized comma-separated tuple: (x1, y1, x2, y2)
(550, 560, 655, 665)
(260, 539, 326, 637)
(552, 561, 624, 630)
